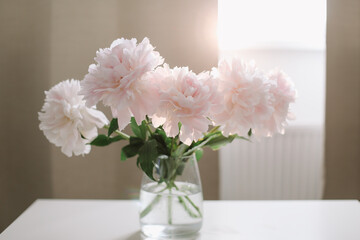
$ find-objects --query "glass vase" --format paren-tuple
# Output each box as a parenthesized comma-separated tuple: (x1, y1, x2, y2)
(139, 153, 203, 238)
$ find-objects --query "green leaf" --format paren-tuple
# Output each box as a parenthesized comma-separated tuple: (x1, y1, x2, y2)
(122, 144, 141, 158)
(151, 134, 170, 155)
(136, 156, 141, 168)
(130, 117, 147, 140)
(108, 118, 119, 136)
(235, 135, 251, 142)
(122, 137, 144, 158)
(120, 150, 127, 161)
(110, 135, 127, 142)
(130, 136, 144, 145)
(155, 127, 172, 149)
(195, 148, 204, 161)
(248, 128, 252, 137)
(90, 134, 126, 146)
(137, 140, 158, 181)
(90, 134, 112, 146)
(205, 135, 236, 150)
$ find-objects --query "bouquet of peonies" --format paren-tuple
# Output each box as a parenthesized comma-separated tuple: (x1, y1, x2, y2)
(39, 37, 296, 182)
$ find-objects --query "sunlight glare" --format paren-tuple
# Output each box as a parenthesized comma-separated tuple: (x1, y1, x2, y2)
(218, 0, 326, 50)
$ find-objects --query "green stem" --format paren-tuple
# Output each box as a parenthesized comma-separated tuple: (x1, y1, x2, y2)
(170, 138, 175, 154)
(140, 184, 169, 219)
(184, 196, 202, 217)
(172, 183, 202, 218)
(103, 125, 130, 140)
(168, 188, 172, 225)
(145, 120, 154, 137)
(140, 181, 202, 220)
(183, 133, 220, 156)
(178, 196, 200, 218)
(140, 194, 161, 218)
(208, 125, 220, 134)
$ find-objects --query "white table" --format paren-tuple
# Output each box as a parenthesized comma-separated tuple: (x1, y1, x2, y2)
(1, 199, 359, 240)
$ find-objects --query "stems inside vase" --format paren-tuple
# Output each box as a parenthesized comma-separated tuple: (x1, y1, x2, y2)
(140, 179, 202, 220)
(168, 187, 172, 225)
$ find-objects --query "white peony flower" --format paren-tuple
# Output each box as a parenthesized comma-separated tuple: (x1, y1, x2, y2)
(254, 69, 297, 136)
(150, 64, 220, 145)
(211, 58, 273, 137)
(39, 79, 109, 157)
(79, 37, 164, 130)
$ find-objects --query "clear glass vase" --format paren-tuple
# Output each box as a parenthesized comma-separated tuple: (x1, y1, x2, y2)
(139, 153, 203, 238)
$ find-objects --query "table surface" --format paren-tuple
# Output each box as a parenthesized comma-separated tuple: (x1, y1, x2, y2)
(1, 199, 359, 240)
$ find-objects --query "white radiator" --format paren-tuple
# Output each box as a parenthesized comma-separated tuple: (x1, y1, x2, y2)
(219, 125, 324, 200)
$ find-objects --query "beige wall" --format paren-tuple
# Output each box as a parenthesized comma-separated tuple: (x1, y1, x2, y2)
(0, 0, 218, 231)
(0, 0, 53, 231)
(49, 0, 132, 200)
(325, 0, 360, 199)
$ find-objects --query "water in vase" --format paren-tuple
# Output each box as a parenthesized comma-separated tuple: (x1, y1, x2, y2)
(140, 181, 203, 238)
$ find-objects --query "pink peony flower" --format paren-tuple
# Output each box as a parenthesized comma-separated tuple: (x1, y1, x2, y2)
(79, 37, 164, 130)
(211, 58, 273, 137)
(151, 64, 220, 145)
(39, 79, 109, 157)
(254, 69, 296, 136)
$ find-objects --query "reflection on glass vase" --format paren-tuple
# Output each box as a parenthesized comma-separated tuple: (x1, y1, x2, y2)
(139, 153, 203, 238)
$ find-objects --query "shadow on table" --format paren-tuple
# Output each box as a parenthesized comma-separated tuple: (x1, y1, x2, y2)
(115, 231, 201, 240)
